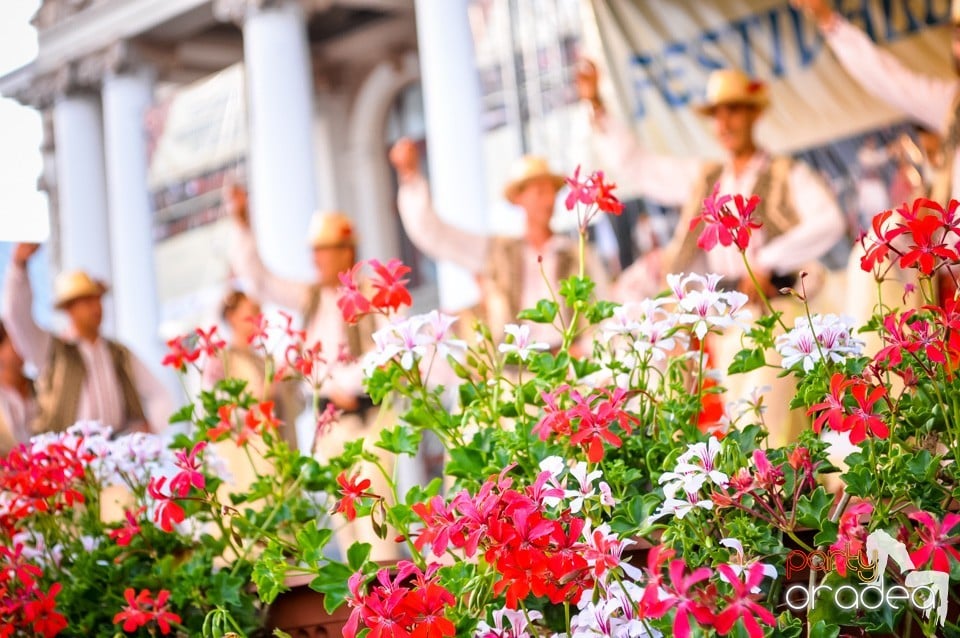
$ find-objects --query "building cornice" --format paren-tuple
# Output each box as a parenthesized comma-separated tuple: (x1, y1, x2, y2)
(1, 41, 152, 108)
(32, 0, 210, 80)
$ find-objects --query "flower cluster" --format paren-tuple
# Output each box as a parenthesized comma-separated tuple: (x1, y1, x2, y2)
(338, 258, 413, 323)
(860, 198, 960, 277)
(807, 372, 888, 444)
(161, 325, 226, 371)
(565, 165, 625, 231)
(691, 183, 762, 252)
(534, 387, 638, 462)
(362, 309, 466, 374)
(113, 588, 182, 635)
(775, 313, 864, 372)
(0, 545, 67, 638)
(345, 562, 456, 638)
(412, 466, 595, 608)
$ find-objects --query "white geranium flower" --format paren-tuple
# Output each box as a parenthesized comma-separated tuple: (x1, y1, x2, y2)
(776, 314, 864, 372)
(498, 324, 550, 361)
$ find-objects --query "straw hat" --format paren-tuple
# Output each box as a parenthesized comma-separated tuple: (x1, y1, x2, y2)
(694, 69, 769, 115)
(953, 0, 960, 24)
(53, 270, 108, 309)
(502, 156, 566, 204)
(307, 211, 356, 248)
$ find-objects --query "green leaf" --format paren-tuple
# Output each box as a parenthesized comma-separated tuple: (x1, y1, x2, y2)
(808, 620, 840, 638)
(446, 445, 487, 478)
(251, 543, 288, 604)
(376, 425, 422, 456)
(906, 449, 935, 481)
(295, 521, 332, 566)
(585, 300, 618, 324)
(559, 276, 595, 306)
(346, 542, 372, 571)
(840, 465, 876, 497)
(309, 562, 355, 613)
(517, 299, 559, 323)
(771, 612, 803, 638)
(169, 403, 195, 424)
(813, 520, 839, 546)
(727, 348, 766, 375)
(796, 487, 834, 529)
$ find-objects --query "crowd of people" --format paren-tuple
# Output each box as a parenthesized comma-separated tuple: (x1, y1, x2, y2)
(0, 0, 957, 539)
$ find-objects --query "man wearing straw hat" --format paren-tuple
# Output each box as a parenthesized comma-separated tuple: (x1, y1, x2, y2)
(578, 64, 845, 446)
(793, 0, 960, 205)
(388, 140, 610, 344)
(226, 186, 399, 562)
(1, 244, 173, 436)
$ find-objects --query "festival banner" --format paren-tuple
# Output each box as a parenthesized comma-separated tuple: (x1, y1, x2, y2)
(584, 0, 953, 158)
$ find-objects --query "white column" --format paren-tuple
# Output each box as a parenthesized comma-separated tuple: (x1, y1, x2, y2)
(53, 92, 114, 327)
(242, 0, 318, 281)
(102, 67, 162, 366)
(413, 0, 488, 312)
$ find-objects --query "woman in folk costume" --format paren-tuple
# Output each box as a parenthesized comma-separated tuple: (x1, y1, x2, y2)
(0, 321, 37, 455)
(226, 185, 398, 561)
(580, 63, 846, 447)
(202, 289, 306, 498)
(389, 139, 610, 347)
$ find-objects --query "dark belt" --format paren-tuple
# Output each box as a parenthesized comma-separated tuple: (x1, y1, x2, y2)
(318, 395, 376, 419)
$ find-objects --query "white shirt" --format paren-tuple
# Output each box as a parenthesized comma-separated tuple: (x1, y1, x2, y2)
(591, 114, 845, 280)
(0, 264, 173, 433)
(396, 174, 611, 345)
(824, 16, 960, 199)
(229, 226, 366, 397)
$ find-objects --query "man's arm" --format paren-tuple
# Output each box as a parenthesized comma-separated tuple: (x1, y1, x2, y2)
(390, 138, 489, 275)
(754, 162, 846, 275)
(589, 112, 704, 207)
(128, 353, 175, 434)
(230, 223, 311, 310)
(794, 0, 957, 132)
(576, 59, 702, 207)
(1, 245, 51, 370)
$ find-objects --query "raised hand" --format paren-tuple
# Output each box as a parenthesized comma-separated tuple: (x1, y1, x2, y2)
(223, 182, 250, 228)
(13, 243, 40, 268)
(789, 0, 835, 28)
(575, 58, 602, 109)
(388, 138, 421, 181)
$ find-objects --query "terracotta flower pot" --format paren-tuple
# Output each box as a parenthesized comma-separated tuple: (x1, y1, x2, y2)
(264, 574, 351, 638)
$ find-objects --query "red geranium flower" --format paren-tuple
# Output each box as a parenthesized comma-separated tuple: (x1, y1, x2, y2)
(161, 334, 200, 371)
(337, 262, 372, 323)
(370, 258, 413, 313)
(907, 511, 960, 573)
(715, 563, 776, 638)
(333, 472, 374, 521)
(147, 477, 186, 532)
(108, 506, 146, 547)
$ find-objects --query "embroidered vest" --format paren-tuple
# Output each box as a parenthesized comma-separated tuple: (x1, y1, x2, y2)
(930, 90, 960, 204)
(34, 337, 145, 435)
(482, 236, 579, 339)
(663, 156, 801, 275)
(303, 285, 377, 358)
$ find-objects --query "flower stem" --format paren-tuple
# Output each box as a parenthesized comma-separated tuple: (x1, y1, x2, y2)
(741, 252, 786, 331)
